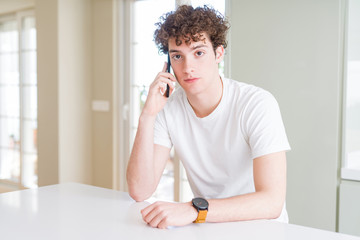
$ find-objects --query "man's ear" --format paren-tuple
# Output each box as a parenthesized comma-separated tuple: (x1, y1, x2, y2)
(215, 45, 225, 64)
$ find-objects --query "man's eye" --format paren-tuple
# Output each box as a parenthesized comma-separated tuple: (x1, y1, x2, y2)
(196, 51, 204, 56)
(172, 54, 181, 60)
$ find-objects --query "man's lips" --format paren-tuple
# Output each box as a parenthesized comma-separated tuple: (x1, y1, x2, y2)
(184, 77, 199, 83)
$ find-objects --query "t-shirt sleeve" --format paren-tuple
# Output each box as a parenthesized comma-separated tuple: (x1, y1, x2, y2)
(242, 91, 291, 159)
(154, 110, 173, 149)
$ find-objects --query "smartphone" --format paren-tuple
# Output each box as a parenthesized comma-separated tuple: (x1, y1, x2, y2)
(165, 53, 171, 98)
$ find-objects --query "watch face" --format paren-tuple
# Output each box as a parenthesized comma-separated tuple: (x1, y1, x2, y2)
(192, 198, 209, 210)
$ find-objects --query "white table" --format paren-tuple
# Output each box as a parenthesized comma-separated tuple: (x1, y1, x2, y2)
(0, 183, 359, 240)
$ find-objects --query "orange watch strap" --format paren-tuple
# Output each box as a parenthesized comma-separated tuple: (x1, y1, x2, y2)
(194, 209, 208, 223)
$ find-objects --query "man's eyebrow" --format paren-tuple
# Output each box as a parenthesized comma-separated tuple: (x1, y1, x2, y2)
(191, 44, 208, 50)
(169, 44, 209, 53)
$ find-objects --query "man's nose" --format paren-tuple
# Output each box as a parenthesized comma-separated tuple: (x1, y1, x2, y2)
(183, 58, 194, 74)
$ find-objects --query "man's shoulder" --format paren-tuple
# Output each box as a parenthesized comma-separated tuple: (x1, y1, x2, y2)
(224, 78, 273, 103)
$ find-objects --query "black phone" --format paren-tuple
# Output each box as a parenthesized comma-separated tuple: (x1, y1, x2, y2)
(165, 53, 171, 98)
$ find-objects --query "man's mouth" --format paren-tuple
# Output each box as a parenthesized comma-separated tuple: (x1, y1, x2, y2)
(184, 77, 199, 83)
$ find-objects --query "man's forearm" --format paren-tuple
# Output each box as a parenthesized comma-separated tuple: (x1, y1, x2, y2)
(127, 113, 157, 201)
(206, 191, 285, 222)
(141, 190, 285, 229)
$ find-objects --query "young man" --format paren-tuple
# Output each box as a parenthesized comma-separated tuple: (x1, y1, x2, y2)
(126, 5, 290, 229)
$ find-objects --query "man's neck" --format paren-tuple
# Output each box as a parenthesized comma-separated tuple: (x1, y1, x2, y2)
(187, 76, 223, 118)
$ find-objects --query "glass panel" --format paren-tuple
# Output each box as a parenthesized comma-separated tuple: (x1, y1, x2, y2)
(22, 51, 37, 85)
(179, 162, 194, 202)
(0, 20, 18, 53)
(23, 85, 37, 119)
(132, 0, 175, 86)
(153, 159, 174, 201)
(0, 85, 20, 117)
(0, 117, 20, 149)
(22, 17, 36, 50)
(343, 0, 360, 172)
(0, 53, 19, 84)
(22, 153, 37, 188)
(0, 148, 20, 182)
(23, 120, 37, 153)
(0, 16, 38, 187)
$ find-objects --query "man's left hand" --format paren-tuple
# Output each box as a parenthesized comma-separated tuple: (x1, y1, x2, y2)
(141, 201, 198, 229)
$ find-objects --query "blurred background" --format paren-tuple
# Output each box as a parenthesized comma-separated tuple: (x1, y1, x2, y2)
(0, 0, 359, 237)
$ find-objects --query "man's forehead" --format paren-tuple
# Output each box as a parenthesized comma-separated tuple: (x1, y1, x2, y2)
(168, 34, 211, 51)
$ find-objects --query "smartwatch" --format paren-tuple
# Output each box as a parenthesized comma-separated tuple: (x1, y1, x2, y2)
(192, 197, 209, 223)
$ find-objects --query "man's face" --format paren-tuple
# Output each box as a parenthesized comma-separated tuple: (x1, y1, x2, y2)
(168, 33, 224, 96)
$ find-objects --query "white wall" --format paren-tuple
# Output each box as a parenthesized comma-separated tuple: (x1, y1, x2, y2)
(36, 0, 93, 185)
(91, 0, 114, 189)
(229, 0, 342, 231)
(36, 0, 59, 186)
(0, 0, 34, 14)
(58, 0, 93, 183)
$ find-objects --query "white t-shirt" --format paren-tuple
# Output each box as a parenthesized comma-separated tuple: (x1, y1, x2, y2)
(154, 78, 291, 222)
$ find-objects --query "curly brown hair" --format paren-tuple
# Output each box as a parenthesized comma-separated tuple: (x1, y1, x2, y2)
(154, 5, 230, 54)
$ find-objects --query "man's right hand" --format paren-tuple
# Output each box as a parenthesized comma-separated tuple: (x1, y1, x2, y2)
(142, 62, 176, 117)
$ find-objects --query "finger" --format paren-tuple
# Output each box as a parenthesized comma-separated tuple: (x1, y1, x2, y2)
(158, 72, 176, 82)
(157, 218, 169, 229)
(141, 204, 154, 219)
(160, 83, 175, 97)
(148, 211, 166, 228)
(169, 84, 175, 95)
(142, 202, 161, 222)
(155, 76, 176, 87)
(159, 84, 166, 96)
(162, 62, 167, 72)
(149, 78, 174, 96)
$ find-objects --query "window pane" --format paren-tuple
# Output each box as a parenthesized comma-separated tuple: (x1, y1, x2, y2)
(22, 17, 36, 50)
(23, 120, 37, 153)
(0, 117, 20, 149)
(0, 148, 20, 182)
(0, 53, 19, 84)
(23, 85, 37, 119)
(22, 51, 37, 85)
(0, 15, 37, 187)
(22, 153, 37, 188)
(0, 20, 18, 53)
(179, 161, 194, 202)
(0, 85, 20, 117)
(132, 0, 175, 87)
(153, 159, 174, 200)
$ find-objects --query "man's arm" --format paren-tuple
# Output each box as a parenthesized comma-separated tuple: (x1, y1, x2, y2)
(206, 151, 286, 221)
(141, 151, 287, 228)
(126, 116, 171, 201)
(126, 63, 175, 202)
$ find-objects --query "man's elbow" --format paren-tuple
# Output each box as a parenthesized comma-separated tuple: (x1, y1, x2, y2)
(126, 171, 156, 201)
(266, 200, 285, 220)
(128, 190, 151, 202)
(127, 183, 154, 202)
(269, 206, 283, 219)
